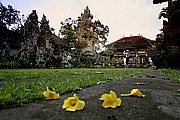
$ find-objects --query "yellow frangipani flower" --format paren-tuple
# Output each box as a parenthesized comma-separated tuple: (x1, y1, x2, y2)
(42, 87, 60, 100)
(100, 90, 121, 108)
(121, 89, 145, 97)
(62, 94, 85, 111)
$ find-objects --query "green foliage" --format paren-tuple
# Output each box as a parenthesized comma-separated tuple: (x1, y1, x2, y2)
(94, 21, 109, 50)
(161, 69, 180, 97)
(80, 53, 96, 68)
(0, 68, 134, 81)
(158, 7, 168, 19)
(39, 14, 52, 47)
(160, 69, 180, 83)
(59, 18, 79, 52)
(17, 51, 36, 68)
(0, 2, 22, 54)
(93, 20, 109, 48)
(0, 2, 21, 28)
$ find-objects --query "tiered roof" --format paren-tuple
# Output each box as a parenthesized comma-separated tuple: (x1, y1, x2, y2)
(111, 36, 154, 50)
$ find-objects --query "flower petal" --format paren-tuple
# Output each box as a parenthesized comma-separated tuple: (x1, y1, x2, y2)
(74, 94, 79, 101)
(42, 91, 50, 97)
(66, 106, 76, 111)
(46, 87, 50, 91)
(102, 101, 110, 108)
(110, 90, 117, 99)
(45, 93, 60, 100)
(52, 93, 60, 99)
(110, 103, 117, 108)
(107, 98, 121, 108)
(75, 100, 85, 110)
(100, 94, 110, 100)
(115, 98, 121, 106)
(121, 93, 132, 97)
(62, 99, 69, 108)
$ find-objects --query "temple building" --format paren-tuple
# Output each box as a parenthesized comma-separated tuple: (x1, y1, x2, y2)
(110, 35, 154, 67)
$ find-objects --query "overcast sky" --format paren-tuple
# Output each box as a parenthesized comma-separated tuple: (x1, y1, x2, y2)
(2, 0, 167, 43)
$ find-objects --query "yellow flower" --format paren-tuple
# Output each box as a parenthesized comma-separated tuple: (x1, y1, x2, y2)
(121, 89, 145, 97)
(100, 90, 121, 108)
(42, 87, 60, 100)
(62, 94, 85, 111)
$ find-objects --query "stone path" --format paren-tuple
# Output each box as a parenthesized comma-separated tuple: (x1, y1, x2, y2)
(0, 70, 180, 120)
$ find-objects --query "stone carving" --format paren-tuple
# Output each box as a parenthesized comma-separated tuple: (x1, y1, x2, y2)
(76, 6, 96, 54)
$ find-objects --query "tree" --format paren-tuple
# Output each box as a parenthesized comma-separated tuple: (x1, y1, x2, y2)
(59, 18, 87, 67)
(0, 2, 22, 43)
(0, 3, 23, 68)
(58, 18, 79, 52)
(39, 14, 52, 48)
(158, 7, 168, 19)
(22, 10, 39, 51)
(0, 2, 21, 29)
(18, 10, 40, 68)
(93, 20, 109, 52)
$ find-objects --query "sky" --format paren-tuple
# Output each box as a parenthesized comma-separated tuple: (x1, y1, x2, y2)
(1, 0, 167, 43)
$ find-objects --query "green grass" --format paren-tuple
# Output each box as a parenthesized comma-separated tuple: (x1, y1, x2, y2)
(0, 69, 78, 81)
(0, 68, 148, 109)
(0, 68, 141, 81)
(160, 69, 180, 83)
(160, 69, 180, 97)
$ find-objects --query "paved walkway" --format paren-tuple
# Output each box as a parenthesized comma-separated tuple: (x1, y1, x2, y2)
(0, 70, 180, 120)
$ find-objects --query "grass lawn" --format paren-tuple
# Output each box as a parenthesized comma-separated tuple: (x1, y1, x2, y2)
(0, 68, 179, 109)
(160, 69, 180, 83)
(0, 68, 145, 81)
(161, 69, 180, 96)
(161, 69, 180, 97)
(0, 68, 149, 109)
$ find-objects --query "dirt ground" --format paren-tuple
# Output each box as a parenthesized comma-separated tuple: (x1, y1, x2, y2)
(0, 69, 180, 120)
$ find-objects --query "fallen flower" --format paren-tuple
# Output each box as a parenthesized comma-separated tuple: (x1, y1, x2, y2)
(121, 89, 145, 97)
(42, 87, 60, 100)
(100, 90, 121, 108)
(62, 94, 85, 111)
